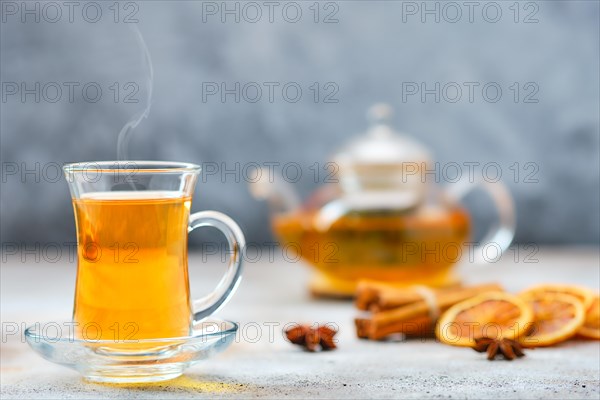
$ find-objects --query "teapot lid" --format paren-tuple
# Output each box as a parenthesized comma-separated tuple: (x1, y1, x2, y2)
(334, 103, 431, 168)
(332, 104, 432, 196)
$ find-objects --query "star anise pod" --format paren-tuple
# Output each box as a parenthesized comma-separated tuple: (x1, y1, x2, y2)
(472, 337, 526, 360)
(285, 324, 338, 352)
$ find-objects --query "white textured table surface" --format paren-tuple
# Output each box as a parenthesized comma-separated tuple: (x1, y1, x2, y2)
(1, 248, 599, 399)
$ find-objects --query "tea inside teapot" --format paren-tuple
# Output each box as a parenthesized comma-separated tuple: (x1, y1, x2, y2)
(273, 199, 471, 285)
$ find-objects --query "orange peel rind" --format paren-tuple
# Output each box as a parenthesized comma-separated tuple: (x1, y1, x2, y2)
(436, 292, 534, 347)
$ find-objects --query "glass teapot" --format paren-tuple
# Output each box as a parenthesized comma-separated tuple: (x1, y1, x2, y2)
(250, 104, 515, 297)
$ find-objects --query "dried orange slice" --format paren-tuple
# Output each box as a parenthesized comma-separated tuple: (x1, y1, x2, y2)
(519, 292, 585, 347)
(436, 292, 534, 347)
(578, 295, 600, 340)
(520, 284, 595, 310)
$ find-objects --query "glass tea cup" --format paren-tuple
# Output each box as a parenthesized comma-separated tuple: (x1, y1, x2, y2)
(63, 161, 244, 344)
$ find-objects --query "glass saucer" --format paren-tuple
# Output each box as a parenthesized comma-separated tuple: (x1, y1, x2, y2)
(25, 318, 238, 383)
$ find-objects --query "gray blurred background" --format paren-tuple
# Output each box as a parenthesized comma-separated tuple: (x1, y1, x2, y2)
(1, 0, 599, 246)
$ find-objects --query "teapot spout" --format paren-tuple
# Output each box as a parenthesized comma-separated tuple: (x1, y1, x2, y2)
(248, 167, 301, 214)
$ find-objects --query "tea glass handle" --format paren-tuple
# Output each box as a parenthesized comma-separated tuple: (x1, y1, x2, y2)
(188, 211, 245, 321)
(448, 178, 516, 264)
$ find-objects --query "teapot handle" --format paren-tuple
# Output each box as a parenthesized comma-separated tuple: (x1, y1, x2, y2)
(447, 178, 516, 264)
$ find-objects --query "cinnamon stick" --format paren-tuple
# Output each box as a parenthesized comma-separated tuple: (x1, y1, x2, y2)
(355, 315, 434, 340)
(355, 318, 371, 339)
(356, 283, 504, 340)
(358, 282, 503, 312)
(355, 280, 458, 311)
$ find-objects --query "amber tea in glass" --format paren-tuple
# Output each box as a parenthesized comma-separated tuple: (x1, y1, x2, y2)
(64, 161, 244, 343)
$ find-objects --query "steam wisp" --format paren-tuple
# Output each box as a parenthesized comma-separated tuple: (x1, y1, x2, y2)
(116, 25, 154, 161)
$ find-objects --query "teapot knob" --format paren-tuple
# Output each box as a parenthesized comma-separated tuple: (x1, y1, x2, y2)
(367, 103, 393, 126)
